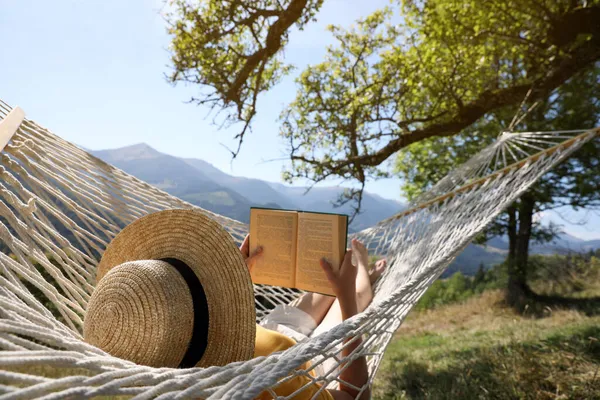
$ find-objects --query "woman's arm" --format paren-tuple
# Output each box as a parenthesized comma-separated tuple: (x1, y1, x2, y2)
(241, 235, 369, 398)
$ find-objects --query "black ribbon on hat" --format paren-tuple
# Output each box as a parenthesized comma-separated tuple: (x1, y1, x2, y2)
(161, 257, 210, 368)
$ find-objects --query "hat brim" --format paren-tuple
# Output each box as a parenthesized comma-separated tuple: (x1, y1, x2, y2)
(97, 209, 255, 367)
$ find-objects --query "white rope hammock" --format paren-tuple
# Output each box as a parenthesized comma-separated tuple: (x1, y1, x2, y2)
(0, 98, 598, 399)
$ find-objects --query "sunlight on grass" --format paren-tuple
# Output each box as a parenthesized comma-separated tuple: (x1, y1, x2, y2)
(373, 290, 600, 400)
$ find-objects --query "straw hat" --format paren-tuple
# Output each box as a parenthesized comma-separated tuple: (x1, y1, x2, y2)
(83, 209, 256, 368)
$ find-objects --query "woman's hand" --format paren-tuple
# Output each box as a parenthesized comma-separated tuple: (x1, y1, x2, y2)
(239, 234, 263, 272)
(319, 250, 357, 301)
(320, 250, 368, 400)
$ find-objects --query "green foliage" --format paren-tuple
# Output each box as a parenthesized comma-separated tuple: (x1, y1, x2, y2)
(528, 253, 600, 298)
(167, 0, 600, 210)
(418, 251, 600, 311)
(166, 0, 323, 155)
(416, 270, 501, 310)
(395, 63, 600, 304)
(395, 63, 600, 204)
(281, 0, 600, 206)
(473, 263, 486, 287)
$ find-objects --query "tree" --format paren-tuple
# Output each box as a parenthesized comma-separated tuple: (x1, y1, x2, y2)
(394, 65, 600, 308)
(446, 272, 470, 298)
(167, 0, 600, 212)
(473, 263, 486, 289)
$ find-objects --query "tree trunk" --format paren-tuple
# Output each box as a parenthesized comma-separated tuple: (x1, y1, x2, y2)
(506, 205, 517, 265)
(506, 195, 535, 309)
(505, 205, 520, 306)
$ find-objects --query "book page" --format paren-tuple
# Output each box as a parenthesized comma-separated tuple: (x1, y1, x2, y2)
(249, 209, 297, 288)
(295, 213, 341, 296)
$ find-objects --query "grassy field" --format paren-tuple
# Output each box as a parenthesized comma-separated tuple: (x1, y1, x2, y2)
(373, 290, 600, 400)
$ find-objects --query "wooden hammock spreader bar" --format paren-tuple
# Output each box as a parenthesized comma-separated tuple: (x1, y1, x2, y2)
(381, 126, 600, 223)
(0, 106, 25, 152)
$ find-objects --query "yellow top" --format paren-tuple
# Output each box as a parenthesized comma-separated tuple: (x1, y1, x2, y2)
(254, 325, 334, 400)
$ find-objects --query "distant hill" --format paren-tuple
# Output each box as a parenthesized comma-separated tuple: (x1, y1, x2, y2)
(476, 233, 600, 255)
(183, 157, 403, 231)
(91, 143, 600, 276)
(91, 143, 404, 229)
(440, 232, 600, 277)
(264, 183, 402, 232)
(183, 158, 298, 210)
(92, 144, 260, 223)
(532, 233, 600, 254)
(442, 243, 507, 278)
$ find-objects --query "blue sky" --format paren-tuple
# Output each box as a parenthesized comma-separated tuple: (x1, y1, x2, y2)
(1, 0, 598, 240)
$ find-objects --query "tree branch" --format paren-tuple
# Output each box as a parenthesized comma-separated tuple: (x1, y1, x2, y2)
(313, 10, 600, 172)
(224, 0, 311, 103)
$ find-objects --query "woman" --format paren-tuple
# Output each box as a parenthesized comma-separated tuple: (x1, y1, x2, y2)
(84, 209, 384, 399)
(242, 235, 386, 399)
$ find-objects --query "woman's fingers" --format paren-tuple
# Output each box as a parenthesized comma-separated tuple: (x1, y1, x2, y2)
(319, 258, 337, 282)
(245, 246, 263, 271)
(240, 234, 250, 257)
(250, 246, 263, 259)
(240, 234, 263, 272)
(342, 249, 354, 270)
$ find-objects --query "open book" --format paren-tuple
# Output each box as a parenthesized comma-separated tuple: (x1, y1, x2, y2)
(249, 207, 348, 296)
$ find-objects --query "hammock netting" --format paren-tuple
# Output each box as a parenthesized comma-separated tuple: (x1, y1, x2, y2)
(0, 98, 598, 399)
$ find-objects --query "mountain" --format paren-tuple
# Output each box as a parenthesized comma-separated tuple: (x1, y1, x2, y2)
(441, 243, 507, 278)
(91, 144, 403, 229)
(181, 161, 404, 231)
(183, 158, 297, 209)
(439, 232, 600, 277)
(182, 158, 403, 231)
(532, 233, 600, 254)
(91, 144, 261, 223)
(485, 232, 600, 256)
(264, 183, 402, 231)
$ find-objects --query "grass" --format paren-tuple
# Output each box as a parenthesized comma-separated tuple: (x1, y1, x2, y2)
(373, 290, 600, 400)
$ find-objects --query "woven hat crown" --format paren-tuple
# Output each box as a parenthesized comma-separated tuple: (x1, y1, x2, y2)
(84, 260, 196, 368)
